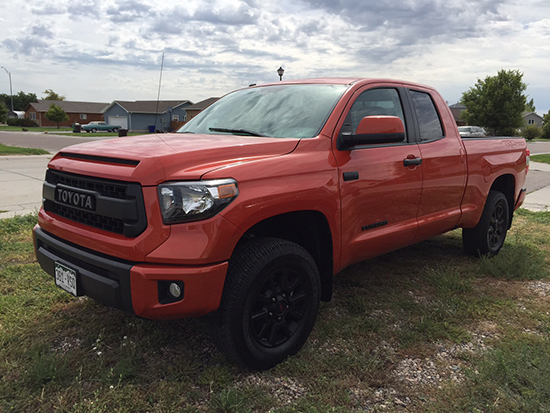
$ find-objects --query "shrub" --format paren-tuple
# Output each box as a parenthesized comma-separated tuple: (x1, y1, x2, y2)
(522, 125, 542, 140)
(6, 118, 39, 127)
(541, 123, 550, 140)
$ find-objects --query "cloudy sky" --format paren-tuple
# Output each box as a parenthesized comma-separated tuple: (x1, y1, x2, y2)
(1, 0, 549, 114)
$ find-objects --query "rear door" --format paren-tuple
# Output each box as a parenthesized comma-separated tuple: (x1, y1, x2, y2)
(332, 83, 423, 269)
(406, 88, 467, 241)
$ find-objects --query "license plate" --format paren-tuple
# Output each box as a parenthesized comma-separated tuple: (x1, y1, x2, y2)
(55, 262, 78, 296)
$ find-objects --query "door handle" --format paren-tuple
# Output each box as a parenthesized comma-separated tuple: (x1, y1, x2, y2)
(403, 157, 423, 166)
(403, 157, 422, 166)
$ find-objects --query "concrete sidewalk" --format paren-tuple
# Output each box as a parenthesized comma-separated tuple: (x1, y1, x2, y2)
(521, 161, 550, 212)
(0, 154, 51, 219)
(1, 156, 550, 220)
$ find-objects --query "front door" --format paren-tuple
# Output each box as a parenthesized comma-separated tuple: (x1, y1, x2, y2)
(333, 85, 423, 269)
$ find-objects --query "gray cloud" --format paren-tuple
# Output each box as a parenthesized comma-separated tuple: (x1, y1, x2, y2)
(297, 0, 504, 40)
(31, 0, 101, 18)
(191, 2, 260, 25)
(30, 2, 68, 15)
(3, 37, 50, 56)
(30, 25, 55, 39)
(106, 0, 155, 23)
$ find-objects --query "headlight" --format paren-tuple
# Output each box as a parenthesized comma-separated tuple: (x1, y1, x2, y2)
(158, 179, 239, 224)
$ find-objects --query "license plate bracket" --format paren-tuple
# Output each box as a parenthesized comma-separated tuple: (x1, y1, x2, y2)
(54, 262, 78, 296)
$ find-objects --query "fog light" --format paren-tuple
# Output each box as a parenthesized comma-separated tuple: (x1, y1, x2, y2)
(169, 282, 182, 298)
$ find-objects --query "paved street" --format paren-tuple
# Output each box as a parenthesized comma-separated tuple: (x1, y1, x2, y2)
(1, 132, 550, 218)
(0, 130, 107, 153)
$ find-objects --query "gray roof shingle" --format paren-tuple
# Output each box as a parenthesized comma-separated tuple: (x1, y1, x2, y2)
(28, 100, 109, 113)
(111, 100, 192, 114)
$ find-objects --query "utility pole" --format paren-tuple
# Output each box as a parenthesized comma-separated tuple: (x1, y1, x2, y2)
(1, 67, 14, 111)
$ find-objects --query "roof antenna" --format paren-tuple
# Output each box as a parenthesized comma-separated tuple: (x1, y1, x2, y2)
(153, 52, 165, 133)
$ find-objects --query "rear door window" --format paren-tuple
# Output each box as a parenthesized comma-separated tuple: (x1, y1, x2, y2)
(409, 90, 444, 142)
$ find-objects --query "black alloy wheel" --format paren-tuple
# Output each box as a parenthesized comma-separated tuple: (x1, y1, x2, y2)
(463, 190, 509, 256)
(487, 198, 507, 250)
(248, 266, 309, 349)
(212, 238, 321, 370)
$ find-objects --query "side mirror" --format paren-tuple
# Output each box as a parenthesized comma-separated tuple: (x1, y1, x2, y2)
(338, 116, 405, 150)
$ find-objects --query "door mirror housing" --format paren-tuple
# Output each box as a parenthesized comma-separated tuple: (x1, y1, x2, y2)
(338, 116, 405, 150)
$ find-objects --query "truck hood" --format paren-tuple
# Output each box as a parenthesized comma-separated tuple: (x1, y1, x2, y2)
(49, 133, 300, 185)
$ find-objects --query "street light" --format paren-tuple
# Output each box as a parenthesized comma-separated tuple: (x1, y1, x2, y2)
(1, 67, 13, 111)
(277, 66, 285, 81)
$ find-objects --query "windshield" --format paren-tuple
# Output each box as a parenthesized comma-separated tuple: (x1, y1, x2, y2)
(178, 84, 348, 139)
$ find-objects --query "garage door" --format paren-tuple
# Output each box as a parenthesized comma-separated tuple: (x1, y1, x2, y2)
(109, 116, 128, 129)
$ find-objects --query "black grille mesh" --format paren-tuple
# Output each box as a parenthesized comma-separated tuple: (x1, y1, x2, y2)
(48, 202, 125, 234)
(44, 170, 146, 237)
(52, 172, 127, 199)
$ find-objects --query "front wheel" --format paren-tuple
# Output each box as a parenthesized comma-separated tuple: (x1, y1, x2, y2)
(212, 238, 321, 370)
(463, 190, 509, 256)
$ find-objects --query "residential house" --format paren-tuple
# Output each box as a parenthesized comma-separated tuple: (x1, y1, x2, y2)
(102, 100, 192, 132)
(523, 112, 543, 127)
(448, 103, 467, 126)
(25, 100, 109, 127)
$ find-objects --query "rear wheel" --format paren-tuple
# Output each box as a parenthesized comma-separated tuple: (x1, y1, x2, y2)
(112, 127, 119, 133)
(463, 190, 509, 256)
(212, 238, 320, 370)
(91, 128, 97, 133)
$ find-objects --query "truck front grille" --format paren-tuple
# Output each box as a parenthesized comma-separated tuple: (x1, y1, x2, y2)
(43, 170, 147, 238)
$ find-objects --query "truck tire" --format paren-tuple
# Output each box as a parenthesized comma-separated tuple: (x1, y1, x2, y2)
(212, 238, 321, 370)
(463, 190, 509, 256)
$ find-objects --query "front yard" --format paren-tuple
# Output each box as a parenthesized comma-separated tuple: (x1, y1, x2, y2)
(1, 210, 549, 412)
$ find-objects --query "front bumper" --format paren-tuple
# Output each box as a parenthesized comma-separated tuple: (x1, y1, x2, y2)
(34, 226, 228, 320)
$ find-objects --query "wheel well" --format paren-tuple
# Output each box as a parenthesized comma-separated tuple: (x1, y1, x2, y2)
(490, 174, 515, 228)
(239, 211, 333, 302)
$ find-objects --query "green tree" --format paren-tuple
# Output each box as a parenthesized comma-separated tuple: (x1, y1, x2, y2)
(542, 110, 550, 139)
(43, 89, 66, 101)
(526, 98, 536, 112)
(522, 125, 541, 141)
(0, 91, 38, 111)
(461, 69, 527, 136)
(44, 103, 69, 128)
(0, 101, 7, 123)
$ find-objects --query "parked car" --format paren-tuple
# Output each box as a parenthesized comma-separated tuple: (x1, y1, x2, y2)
(82, 121, 121, 133)
(34, 78, 528, 369)
(458, 126, 486, 138)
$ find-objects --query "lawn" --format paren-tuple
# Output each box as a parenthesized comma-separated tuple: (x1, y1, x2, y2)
(0, 143, 49, 155)
(1, 210, 550, 412)
(0, 125, 73, 133)
(531, 154, 550, 165)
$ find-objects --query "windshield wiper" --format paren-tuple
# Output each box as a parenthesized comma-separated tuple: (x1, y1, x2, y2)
(209, 127, 266, 137)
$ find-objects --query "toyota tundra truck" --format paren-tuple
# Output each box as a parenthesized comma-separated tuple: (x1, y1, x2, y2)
(34, 78, 529, 369)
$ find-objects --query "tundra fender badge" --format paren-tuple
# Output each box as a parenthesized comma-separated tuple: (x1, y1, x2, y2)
(361, 220, 388, 231)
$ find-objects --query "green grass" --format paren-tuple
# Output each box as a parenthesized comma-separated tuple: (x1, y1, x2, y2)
(531, 153, 550, 164)
(61, 132, 146, 137)
(0, 125, 73, 132)
(0, 143, 49, 155)
(1, 211, 550, 411)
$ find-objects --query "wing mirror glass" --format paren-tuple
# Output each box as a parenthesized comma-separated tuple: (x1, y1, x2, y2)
(338, 116, 405, 150)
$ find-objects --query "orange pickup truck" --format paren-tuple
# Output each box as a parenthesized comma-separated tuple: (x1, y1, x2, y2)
(34, 78, 529, 369)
